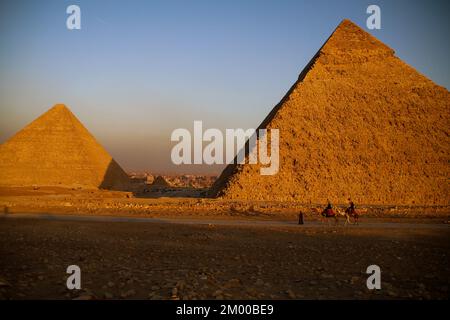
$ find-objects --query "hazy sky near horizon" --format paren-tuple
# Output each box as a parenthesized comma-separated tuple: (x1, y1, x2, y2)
(1, 0, 449, 174)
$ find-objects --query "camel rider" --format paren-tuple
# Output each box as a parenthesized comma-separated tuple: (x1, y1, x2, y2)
(348, 198, 355, 212)
(326, 199, 333, 210)
(324, 199, 334, 217)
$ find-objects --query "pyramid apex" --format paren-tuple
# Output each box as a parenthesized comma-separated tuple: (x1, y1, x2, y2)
(337, 19, 358, 27)
(51, 103, 70, 111)
(45, 104, 74, 118)
(319, 18, 394, 59)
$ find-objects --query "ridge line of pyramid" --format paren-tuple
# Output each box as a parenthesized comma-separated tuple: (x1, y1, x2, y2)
(256, 19, 395, 131)
(254, 21, 344, 131)
(211, 20, 367, 193)
(210, 19, 450, 204)
(0, 103, 130, 190)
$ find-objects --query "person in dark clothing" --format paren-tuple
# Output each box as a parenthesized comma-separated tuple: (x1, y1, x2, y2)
(323, 199, 334, 217)
(347, 198, 355, 213)
(325, 199, 333, 210)
(298, 211, 304, 225)
(345, 198, 359, 224)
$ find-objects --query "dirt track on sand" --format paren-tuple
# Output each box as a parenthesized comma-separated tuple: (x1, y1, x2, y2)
(0, 216, 448, 300)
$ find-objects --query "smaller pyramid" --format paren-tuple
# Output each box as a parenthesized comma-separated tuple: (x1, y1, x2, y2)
(0, 104, 130, 190)
(150, 176, 171, 190)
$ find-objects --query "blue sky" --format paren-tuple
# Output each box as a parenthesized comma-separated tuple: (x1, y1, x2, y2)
(0, 0, 449, 173)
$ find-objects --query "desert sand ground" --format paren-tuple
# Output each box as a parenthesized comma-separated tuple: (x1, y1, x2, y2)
(0, 187, 449, 300)
(0, 215, 449, 300)
(1, 186, 449, 221)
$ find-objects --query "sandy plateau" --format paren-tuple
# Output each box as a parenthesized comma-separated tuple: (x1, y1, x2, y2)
(0, 186, 449, 300)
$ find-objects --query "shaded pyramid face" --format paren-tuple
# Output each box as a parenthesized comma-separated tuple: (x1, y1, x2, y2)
(211, 20, 450, 205)
(0, 104, 130, 190)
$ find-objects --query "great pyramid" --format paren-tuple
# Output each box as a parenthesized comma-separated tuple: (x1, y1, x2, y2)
(211, 19, 450, 205)
(0, 104, 130, 190)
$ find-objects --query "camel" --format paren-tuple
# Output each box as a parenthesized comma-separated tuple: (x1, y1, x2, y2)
(312, 207, 360, 225)
(312, 207, 338, 225)
(335, 207, 359, 225)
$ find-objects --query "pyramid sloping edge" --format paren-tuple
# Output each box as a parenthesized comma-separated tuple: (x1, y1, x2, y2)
(210, 20, 450, 205)
(0, 104, 130, 190)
